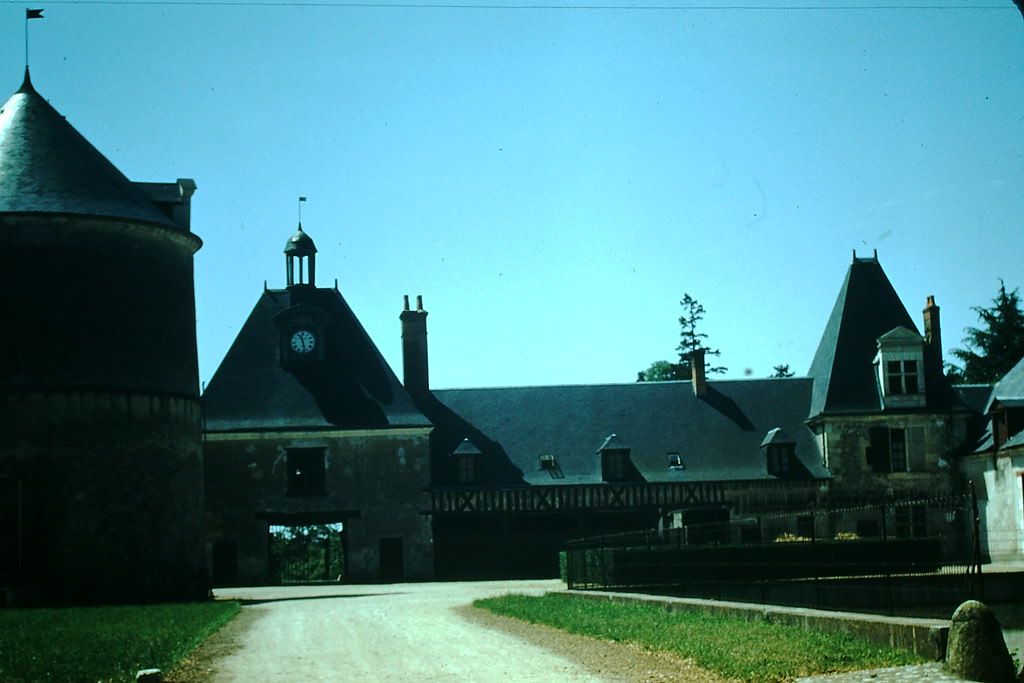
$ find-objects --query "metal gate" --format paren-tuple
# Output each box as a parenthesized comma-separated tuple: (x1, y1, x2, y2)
(268, 523, 345, 584)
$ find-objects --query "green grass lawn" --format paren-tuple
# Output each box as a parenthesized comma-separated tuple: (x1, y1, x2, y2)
(475, 593, 927, 682)
(0, 600, 239, 683)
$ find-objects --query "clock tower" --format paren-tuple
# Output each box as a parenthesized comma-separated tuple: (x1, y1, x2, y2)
(202, 226, 435, 584)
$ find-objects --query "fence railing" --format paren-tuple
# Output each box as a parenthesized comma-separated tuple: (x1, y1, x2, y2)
(563, 495, 998, 613)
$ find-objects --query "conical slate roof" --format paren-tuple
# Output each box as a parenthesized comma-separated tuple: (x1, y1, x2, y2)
(0, 68, 176, 227)
(807, 255, 919, 416)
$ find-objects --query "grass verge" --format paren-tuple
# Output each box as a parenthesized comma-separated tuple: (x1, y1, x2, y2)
(474, 593, 926, 682)
(0, 600, 240, 683)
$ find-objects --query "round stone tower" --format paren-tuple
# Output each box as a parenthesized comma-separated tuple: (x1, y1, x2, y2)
(0, 69, 207, 604)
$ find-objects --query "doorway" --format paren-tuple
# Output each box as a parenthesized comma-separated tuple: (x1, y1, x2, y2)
(268, 523, 345, 584)
(379, 537, 404, 582)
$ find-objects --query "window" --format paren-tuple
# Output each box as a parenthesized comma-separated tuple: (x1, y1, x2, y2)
(667, 453, 685, 470)
(601, 451, 628, 482)
(887, 360, 919, 394)
(890, 429, 907, 471)
(874, 327, 926, 408)
(287, 448, 326, 496)
(867, 427, 909, 473)
(456, 453, 476, 484)
(767, 445, 794, 476)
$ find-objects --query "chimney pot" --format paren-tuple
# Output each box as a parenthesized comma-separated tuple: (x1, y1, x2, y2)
(403, 294, 410, 312)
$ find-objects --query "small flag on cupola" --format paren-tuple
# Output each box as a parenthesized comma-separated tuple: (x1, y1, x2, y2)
(26, 9, 44, 18)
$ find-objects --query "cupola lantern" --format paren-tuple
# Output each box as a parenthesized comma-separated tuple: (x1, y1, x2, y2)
(285, 224, 317, 286)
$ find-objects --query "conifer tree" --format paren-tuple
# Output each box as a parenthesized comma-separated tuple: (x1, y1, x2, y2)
(950, 280, 1024, 383)
(637, 293, 726, 381)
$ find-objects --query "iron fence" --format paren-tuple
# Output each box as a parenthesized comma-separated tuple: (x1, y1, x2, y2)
(562, 494, 1012, 614)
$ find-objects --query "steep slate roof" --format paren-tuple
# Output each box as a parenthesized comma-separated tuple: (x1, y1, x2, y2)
(0, 69, 177, 227)
(204, 286, 429, 431)
(987, 356, 1024, 411)
(807, 254, 959, 417)
(431, 377, 829, 487)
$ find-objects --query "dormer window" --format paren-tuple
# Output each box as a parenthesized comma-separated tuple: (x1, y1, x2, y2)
(451, 439, 481, 485)
(761, 427, 797, 478)
(667, 453, 685, 470)
(874, 327, 926, 408)
(539, 454, 557, 470)
(601, 451, 628, 481)
(597, 434, 634, 482)
(766, 445, 794, 476)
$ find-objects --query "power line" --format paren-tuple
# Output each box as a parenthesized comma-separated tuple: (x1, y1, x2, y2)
(0, 0, 1013, 9)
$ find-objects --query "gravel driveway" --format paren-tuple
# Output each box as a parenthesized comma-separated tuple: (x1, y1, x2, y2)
(172, 580, 727, 683)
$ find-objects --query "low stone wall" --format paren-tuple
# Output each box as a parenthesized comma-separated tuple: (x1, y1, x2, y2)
(562, 589, 949, 660)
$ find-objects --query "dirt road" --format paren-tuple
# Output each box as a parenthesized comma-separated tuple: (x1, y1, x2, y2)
(188, 580, 723, 683)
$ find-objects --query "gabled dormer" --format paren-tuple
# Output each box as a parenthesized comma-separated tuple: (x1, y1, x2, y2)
(596, 433, 643, 483)
(761, 427, 798, 477)
(451, 438, 481, 485)
(874, 326, 926, 409)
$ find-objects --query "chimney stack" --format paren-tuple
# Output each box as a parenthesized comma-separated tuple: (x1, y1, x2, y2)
(691, 347, 708, 398)
(923, 295, 942, 369)
(400, 295, 429, 400)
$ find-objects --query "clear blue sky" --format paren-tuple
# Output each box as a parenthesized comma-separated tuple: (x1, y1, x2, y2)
(3, 1, 1022, 390)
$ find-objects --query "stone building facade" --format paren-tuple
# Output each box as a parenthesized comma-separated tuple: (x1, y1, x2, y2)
(202, 228, 434, 585)
(202, 247, 983, 582)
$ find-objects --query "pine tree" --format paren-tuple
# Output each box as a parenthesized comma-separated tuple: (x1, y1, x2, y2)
(637, 293, 725, 381)
(950, 280, 1024, 383)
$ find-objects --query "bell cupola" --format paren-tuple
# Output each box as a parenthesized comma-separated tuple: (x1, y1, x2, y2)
(285, 224, 317, 286)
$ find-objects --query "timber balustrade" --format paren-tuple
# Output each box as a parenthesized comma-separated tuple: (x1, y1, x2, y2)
(429, 481, 729, 514)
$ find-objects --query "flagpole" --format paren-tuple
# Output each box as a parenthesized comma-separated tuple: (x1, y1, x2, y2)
(25, 9, 44, 70)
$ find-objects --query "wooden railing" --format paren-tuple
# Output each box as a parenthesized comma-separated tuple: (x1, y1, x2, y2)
(430, 481, 727, 514)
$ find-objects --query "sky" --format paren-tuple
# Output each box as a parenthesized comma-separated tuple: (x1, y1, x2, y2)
(2, 0, 1022, 390)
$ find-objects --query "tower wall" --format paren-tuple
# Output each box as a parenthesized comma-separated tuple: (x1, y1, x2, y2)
(0, 215, 200, 395)
(0, 214, 207, 604)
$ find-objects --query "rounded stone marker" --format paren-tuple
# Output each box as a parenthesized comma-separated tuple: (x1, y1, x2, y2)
(944, 600, 1018, 683)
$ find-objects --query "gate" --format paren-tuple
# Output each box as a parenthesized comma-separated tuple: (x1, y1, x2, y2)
(268, 523, 345, 584)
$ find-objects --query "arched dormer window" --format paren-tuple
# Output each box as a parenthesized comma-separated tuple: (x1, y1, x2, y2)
(873, 327, 926, 409)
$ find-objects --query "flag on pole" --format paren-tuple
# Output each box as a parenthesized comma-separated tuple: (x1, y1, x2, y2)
(26, 9, 44, 18)
(299, 196, 307, 202)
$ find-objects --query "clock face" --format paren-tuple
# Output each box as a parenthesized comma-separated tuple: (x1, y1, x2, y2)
(290, 329, 316, 354)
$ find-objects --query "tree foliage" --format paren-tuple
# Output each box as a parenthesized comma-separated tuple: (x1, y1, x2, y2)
(636, 360, 686, 382)
(771, 364, 794, 378)
(950, 280, 1024, 384)
(637, 293, 726, 382)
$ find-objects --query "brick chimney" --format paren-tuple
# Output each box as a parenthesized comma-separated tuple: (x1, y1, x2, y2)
(923, 295, 942, 369)
(691, 347, 707, 398)
(400, 295, 429, 399)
